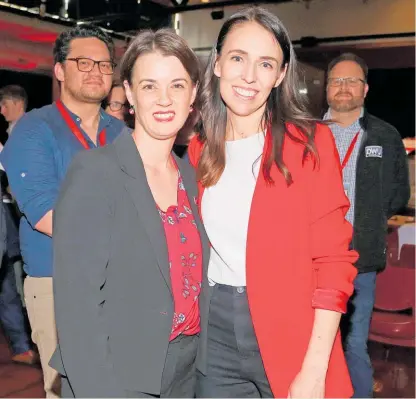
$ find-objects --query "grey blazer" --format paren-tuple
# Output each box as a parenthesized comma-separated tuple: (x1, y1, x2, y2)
(50, 131, 210, 397)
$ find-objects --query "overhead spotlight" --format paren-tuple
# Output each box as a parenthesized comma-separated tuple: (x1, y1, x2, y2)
(59, 0, 70, 19)
(39, 0, 46, 17)
(171, 0, 189, 5)
(211, 10, 224, 20)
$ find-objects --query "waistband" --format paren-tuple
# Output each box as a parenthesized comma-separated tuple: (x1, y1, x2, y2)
(215, 283, 247, 294)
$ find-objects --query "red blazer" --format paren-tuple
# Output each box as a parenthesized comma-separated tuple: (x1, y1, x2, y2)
(188, 123, 358, 398)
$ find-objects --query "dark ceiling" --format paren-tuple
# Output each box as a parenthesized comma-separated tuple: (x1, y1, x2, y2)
(1, 0, 292, 36)
(1, 0, 171, 35)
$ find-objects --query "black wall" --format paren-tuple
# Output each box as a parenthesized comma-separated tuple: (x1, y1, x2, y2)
(0, 70, 52, 144)
(366, 68, 415, 138)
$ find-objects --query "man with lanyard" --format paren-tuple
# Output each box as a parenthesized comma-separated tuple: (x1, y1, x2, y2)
(0, 26, 126, 397)
(324, 53, 410, 398)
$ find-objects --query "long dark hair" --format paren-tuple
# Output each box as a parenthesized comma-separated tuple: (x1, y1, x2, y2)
(197, 6, 318, 187)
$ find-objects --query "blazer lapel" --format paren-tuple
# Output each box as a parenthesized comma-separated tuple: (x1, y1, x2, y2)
(176, 156, 210, 278)
(114, 133, 172, 294)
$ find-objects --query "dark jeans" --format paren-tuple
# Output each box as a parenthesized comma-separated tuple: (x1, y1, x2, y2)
(0, 258, 31, 354)
(196, 284, 273, 398)
(0, 201, 30, 355)
(341, 271, 377, 398)
(4, 202, 20, 260)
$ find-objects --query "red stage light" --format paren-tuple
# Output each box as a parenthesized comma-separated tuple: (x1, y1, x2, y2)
(0, 59, 38, 70)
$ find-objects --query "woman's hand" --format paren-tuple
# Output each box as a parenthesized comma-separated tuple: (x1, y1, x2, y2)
(288, 366, 326, 398)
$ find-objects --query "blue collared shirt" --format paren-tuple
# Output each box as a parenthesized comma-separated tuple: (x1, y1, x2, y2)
(0, 102, 127, 277)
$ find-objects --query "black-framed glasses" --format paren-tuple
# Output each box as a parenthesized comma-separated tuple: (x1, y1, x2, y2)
(108, 101, 126, 112)
(66, 57, 116, 75)
(328, 77, 366, 87)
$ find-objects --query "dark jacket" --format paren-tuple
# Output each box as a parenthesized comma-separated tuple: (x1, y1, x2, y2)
(50, 132, 210, 397)
(353, 111, 410, 273)
(0, 194, 5, 267)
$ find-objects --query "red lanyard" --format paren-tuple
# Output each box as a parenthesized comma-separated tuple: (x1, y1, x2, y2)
(341, 131, 360, 170)
(56, 100, 106, 150)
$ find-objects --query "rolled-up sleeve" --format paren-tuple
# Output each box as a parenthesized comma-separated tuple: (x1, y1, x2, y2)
(0, 117, 58, 228)
(310, 124, 358, 313)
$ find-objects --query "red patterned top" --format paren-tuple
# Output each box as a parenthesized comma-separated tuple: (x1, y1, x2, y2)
(157, 170, 202, 341)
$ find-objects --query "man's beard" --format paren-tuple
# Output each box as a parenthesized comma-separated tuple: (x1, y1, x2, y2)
(67, 83, 109, 104)
(328, 94, 364, 113)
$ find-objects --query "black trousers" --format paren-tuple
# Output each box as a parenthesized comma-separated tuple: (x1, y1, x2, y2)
(61, 333, 199, 398)
(196, 284, 273, 398)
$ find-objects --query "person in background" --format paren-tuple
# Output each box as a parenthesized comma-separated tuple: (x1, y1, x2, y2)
(324, 52, 410, 398)
(1, 26, 125, 398)
(51, 28, 209, 398)
(188, 6, 358, 398)
(0, 85, 27, 135)
(103, 81, 127, 121)
(0, 193, 5, 263)
(0, 86, 37, 365)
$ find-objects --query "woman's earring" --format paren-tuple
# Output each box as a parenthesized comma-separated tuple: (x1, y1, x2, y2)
(129, 105, 135, 115)
(189, 104, 194, 113)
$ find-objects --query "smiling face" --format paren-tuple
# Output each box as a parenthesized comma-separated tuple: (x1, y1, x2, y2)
(54, 37, 113, 104)
(124, 51, 196, 141)
(326, 60, 368, 113)
(214, 21, 286, 122)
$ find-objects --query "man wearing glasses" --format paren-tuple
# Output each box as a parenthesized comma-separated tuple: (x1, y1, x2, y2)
(103, 81, 128, 122)
(0, 26, 126, 397)
(324, 53, 409, 398)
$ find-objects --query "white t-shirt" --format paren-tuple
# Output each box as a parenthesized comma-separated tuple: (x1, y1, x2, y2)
(202, 133, 265, 286)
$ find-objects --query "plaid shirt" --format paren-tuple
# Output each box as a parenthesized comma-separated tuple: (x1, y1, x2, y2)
(324, 108, 364, 225)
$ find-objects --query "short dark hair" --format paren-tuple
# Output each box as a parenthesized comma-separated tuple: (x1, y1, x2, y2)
(110, 79, 123, 91)
(0, 85, 28, 110)
(327, 52, 368, 80)
(53, 25, 115, 64)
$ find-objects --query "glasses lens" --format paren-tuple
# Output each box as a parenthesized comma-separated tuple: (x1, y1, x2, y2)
(99, 62, 114, 75)
(347, 78, 360, 87)
(109, 102, 123, 111)
(77, 58, 94, 72)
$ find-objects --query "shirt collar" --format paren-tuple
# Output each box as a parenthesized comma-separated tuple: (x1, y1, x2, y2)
(7, 121, 16, 135)
(55, 101, 113, 129)
(7, 115, 23, 135)
(324, 107, 364, 128)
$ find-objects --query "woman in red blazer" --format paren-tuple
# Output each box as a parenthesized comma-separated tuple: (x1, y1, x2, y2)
(188, 6, 358, 399)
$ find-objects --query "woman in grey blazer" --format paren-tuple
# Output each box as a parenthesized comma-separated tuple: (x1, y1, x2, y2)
(51, 29, 210, 398)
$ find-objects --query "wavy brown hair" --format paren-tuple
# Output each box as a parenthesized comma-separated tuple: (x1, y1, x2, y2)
(197, 6, 318, 187)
